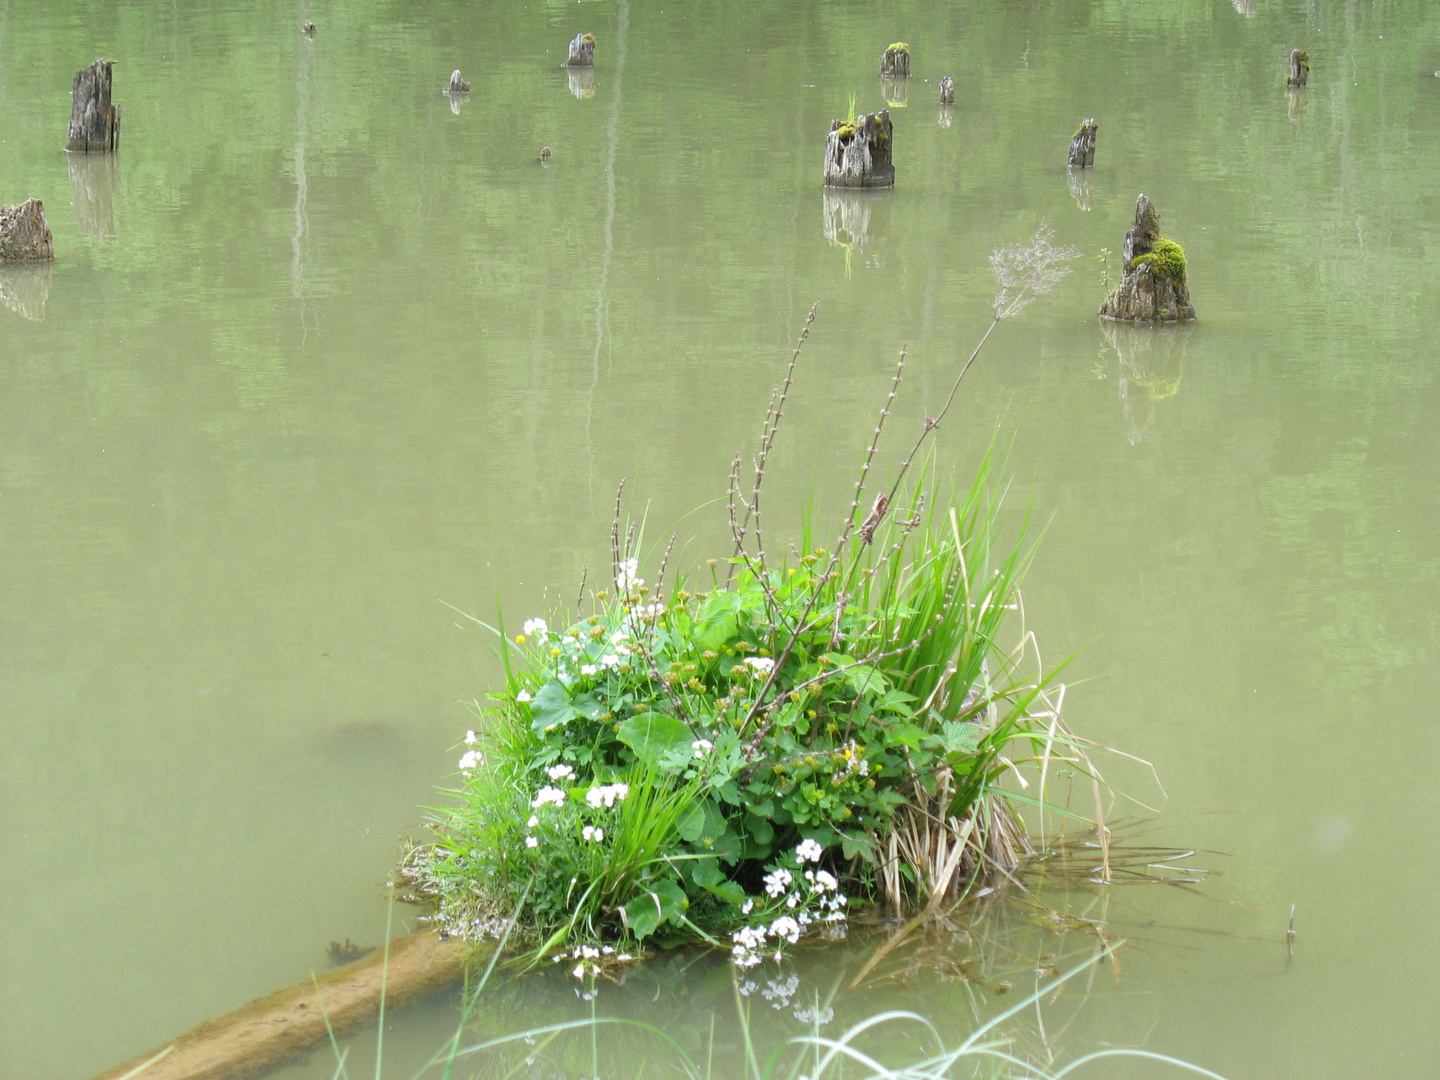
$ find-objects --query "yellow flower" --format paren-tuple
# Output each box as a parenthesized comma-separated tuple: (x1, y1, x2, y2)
(515, 634, 526, 644)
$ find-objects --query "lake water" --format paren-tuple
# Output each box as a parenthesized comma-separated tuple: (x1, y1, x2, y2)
(3, 1, 1439, 1077)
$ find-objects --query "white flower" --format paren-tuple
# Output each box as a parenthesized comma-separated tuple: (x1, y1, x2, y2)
(525, 836, 539, 849)
(585, 783, 629, 809)
(516, 690, 532, 703)
(531, 786, 567, 809)
(763, 868, 793, 897)
(580, 664, 598, 676)
(691, 739, 714, 759)
(794, 838, 823, 864)
(615, 558, 643, 591)
(546, 763, 575, 782)
(600, 654, 620, 669)
(573, 964, 586, 979)
(523, 618, 549, 638)
(527, 815, 539, 828)
(812, 870, 838, 893)
(769, 915, 802, 944)
(581, 825, 605, 842)
(458, 750, 483, 771)
(743, 656, 775, 678)
(741, 898, 755, 915)
(463, 730, 478, 745)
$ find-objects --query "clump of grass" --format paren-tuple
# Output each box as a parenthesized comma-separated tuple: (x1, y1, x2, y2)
(406, 229, 1088, 968)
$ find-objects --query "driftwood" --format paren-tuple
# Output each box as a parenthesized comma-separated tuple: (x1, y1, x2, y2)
(1068, 118, 1097, 167)
(939, 76, 954, 105)
(0, 199, 54, 261)
(1286, 49, 1309, 87)
(1099, 194, 1195, 323)
(565, 33, 596, 67)
(880, 43, 910, 78)
(823, 110, 894, 189)
(0, 264, 52, 320)
(67, 59, 120, 153)
(87, 931, 477, 1080)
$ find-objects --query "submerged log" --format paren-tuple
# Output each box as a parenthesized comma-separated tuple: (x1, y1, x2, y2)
(1286, 49, 1309, 87)
(564, 33, 596, 67)
(880, 43, 910, 78)
(87, 930, 478, 1080)
(939, 76, 954, 105)
(1068, 118, 1097, 168)
(823, 110, 894, 189)
(67, 59, 120, 153)
(1099, 194, 1195, 323)
(0, 198, 54, 261)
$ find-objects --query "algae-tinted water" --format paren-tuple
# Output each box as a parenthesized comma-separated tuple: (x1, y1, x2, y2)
(3, 2, 1440, 1077)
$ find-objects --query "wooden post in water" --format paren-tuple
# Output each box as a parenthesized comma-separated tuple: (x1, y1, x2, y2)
(823, 110, 895, 189)
(0, 199, 54, 261)
(939, 76, 954, 105)
(1286, 49, 1309, 87)
(1099, 194, 1195, 323)
(86, 930, 478, 1080)
(564, 33, 596, 67)
(67, 59, 120, 153)
(879, 43, 910, 78)
(1068, 119, 1097, 167)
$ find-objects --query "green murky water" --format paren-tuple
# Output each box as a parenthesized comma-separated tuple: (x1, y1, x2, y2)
(4, 1, 1440, 1077)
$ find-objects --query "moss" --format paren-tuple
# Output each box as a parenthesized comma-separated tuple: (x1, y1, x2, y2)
(887, 42, 910, 53)
(835, 124, 856, 140)
(582, 33, 596, 45)
(1131, 237, 1186, 280)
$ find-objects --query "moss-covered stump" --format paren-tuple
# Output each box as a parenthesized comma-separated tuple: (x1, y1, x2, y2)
(1068, 118, 1097, 167)
(67, 59, 120, 153)
(87, 931, 477, 1080)
(1286, 48, 1309, 87)
(880, 43, 910, 78)
(1099, 194, 1194, 323)
(824, 110, 894, 189)
(564, 32, 596, 67)
(0, 199, 54, 262)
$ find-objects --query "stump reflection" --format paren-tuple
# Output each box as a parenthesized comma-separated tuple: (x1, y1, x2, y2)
(68, 153, 120, 241)
(0, 263, 53, 321)
(567, 67, 597, 99)
(1103, 320, 1190, 444)
(822, 189, 891, 271)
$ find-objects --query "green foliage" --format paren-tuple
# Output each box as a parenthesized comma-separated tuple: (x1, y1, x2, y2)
(1131, 237, 1187, 280)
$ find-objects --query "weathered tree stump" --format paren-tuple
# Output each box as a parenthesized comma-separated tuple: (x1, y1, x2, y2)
(880, 43, 910, 78)
(565, 33, 596, 67)
(1099, 194, 1195, 323)
(539, 146, 552, 167)
(448, 69, 470, 94)
(301, 22, 316, 38)
(939, 76, 954, 105)
(1286, 49, 1309, 87)
(1068, 118, 1097, 167)
(824, 110, 894, 189)
(0, 199, 54, 261)
(0, 264, 52, 320)
(67, 59, 120, 153)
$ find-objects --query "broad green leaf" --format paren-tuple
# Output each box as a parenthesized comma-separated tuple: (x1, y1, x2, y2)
(676, 800, 707, 843)
(573, 693, 605, 720)
(617, 713, 692, 765)
(530, 679, 577, 735)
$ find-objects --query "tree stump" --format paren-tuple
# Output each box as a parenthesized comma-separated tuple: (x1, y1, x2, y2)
(1286, 49, 1309, 87)
(1068, 119, 1097, 167)
(1099, 194, 1195, 323)
(880, 43, 910, 78)
(448, 70, 470, 94)
(939, 76, 954, 105)
(0, 199, 54, 261)
(565, 33, 596, 67)
(823, 110, 894, 189)
(67, 59, 120, 153)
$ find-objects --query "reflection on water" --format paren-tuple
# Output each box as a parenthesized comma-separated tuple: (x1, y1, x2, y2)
(0, 263, 52, 320)
(445, 90, 468, 115)
(1232, 0, 1257, 15)
(67, 152, 120, 241)
(1288, 85, 1309, 124)
(821, 188, 890, 270)
(1067, 166, 1092, 211)
(879, 76, 908, 108)
(938, 104, 954, 129)
(1102, 321, 1189, 444)
(566, 67, 596, 99)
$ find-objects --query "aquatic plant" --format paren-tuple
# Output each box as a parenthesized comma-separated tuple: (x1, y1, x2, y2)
(406, 230, 1088, 967)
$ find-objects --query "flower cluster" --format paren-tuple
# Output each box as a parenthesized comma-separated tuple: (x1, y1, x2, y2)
(585, 782, 629, 809)
(730, 843, 848, 968)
